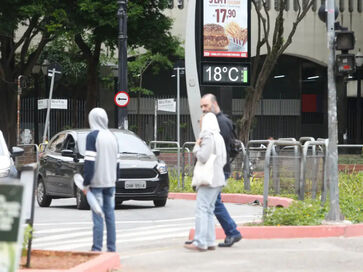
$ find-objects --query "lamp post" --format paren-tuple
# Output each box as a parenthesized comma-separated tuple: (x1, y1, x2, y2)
(117, 0, 128, 129)
(356, 49, 363, 144)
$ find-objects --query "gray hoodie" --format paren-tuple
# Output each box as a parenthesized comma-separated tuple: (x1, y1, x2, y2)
(83, 108, 118, 188)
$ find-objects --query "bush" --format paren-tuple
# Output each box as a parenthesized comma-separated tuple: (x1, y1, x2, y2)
(263, 200, 328, 226)
(339, 172, 363, 223)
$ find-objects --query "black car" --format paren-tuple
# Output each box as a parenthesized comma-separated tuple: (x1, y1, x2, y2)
(37, 129, 169, 209)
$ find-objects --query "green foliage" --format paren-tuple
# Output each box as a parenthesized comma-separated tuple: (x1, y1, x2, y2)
(169, 171, 363, 225)
(339, 172, 363, 223)
(22, 224, 32, 256)
(263, 200, 328, 226)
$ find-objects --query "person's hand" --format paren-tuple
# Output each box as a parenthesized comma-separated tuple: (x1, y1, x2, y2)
(196, 138, 202, 146)
(82, 187, 89, 195)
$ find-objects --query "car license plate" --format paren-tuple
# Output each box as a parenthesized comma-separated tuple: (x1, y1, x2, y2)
(124, 180, 146, 189)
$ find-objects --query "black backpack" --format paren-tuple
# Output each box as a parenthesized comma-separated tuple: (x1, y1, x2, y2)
(229, 124, 243, 161)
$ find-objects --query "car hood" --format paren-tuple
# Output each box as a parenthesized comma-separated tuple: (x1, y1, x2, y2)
(119, 156, 158, 169)
(0, 155, 11, 170)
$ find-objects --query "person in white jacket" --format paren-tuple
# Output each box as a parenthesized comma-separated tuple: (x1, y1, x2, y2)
(184, 112, 226, 252)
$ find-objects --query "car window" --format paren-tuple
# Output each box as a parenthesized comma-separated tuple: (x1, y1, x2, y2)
(48, 133, 66, 153)
(114, 132, 153, 155)
(76, 131, 153, 156)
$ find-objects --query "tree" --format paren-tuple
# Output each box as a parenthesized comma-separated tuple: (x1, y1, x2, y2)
(0, 0, 66, 145)
(238, 0, 314, 143)
(64, 0, 181, 125)
(128, 51, 173, 136)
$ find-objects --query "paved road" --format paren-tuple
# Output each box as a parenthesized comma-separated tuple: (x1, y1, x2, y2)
(31, 198, 262, 252)
(31, 198, 363, 271)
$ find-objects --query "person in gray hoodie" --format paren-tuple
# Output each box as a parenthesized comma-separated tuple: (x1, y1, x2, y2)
(83, 108, 118, 252)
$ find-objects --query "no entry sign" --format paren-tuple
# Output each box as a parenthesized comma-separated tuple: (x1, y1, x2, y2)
(114, 91, 130, 107)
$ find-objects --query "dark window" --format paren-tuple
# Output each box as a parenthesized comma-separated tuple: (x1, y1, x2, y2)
(167, 0, 173, 9)
(359, 0, 362, 13)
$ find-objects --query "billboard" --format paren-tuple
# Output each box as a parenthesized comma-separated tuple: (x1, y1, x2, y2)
(203, 0, 249, 58)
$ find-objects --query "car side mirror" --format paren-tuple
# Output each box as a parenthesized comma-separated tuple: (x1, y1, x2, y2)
(152, 149, 160, 156)
(11, 146, 24, 158)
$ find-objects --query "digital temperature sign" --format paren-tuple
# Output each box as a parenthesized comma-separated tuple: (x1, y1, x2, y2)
(202, 63, 249, 85)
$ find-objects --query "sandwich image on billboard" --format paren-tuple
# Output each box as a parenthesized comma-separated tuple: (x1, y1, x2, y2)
(203, 0, 248, 58)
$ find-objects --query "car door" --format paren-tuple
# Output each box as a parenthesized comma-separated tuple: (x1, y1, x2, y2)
(42, 132, 67, 195)
(58, 133, 81, 196)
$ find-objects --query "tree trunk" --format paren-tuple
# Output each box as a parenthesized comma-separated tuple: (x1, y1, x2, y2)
(238, 54, 279, 143)
(0, 82, 16, 146)
(84, 57, 99, 127)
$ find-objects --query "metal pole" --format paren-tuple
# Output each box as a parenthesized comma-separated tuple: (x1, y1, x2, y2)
(17, 76, 23, 144)
(356, 65, 362, 144)
(117, 0, 128, 129)
(154, 99, 157, 149)
(42, 69, 56, 143)
(176, 68, 181, 186)
(326, 0, 344, 221)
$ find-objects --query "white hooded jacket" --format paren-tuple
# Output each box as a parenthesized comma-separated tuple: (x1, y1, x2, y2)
(193, 112, 227, 187)
(83, 108, 118, 188)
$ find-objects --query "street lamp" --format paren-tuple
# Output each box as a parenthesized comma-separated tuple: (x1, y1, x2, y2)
(355, 49, 363, 144)
(117, 0, 128, 129)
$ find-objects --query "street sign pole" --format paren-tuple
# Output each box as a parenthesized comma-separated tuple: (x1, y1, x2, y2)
(117, 0, 128, 129)
(326, 0, 344, 221)
(17, 76, 24, 144)
(42, 69, 55, 143)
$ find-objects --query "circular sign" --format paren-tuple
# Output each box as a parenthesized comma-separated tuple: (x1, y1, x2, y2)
(114, 91, 130, 107)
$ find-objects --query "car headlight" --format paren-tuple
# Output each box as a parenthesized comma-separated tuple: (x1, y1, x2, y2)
(156, 163, 168, 175)
(0, 168, 10, 178)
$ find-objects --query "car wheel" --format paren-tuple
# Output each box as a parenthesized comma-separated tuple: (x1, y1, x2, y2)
(153, 198, 167, 207)
(37, 178, 52, 207)
(76, 188, 90, 210)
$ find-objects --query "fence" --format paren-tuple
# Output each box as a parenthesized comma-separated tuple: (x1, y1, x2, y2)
(20, 97, 303, 144)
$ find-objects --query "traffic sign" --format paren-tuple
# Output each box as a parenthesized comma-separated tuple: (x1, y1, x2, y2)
(114, 91, 130, 107)
(37, 99, 68, 110)
(158, 99, 176, 112)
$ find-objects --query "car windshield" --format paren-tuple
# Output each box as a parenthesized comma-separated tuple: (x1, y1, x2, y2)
(76, 131, 153, 156)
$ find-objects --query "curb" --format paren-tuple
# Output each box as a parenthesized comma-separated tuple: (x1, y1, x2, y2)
(18, 250, 120, 272)
(188, 224, 363, 240)
(168, 193, 363, 240)
(168, 192, 293, 207)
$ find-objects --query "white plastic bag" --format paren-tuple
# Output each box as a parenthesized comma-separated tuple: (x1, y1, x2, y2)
(73, 174, 104, 218)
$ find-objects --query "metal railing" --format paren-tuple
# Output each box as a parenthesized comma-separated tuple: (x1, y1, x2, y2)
(148, 141, 181, 187)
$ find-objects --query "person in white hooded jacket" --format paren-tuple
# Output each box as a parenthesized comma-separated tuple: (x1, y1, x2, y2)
(83, 108, 118, 252)
(184, 112, 227, 252)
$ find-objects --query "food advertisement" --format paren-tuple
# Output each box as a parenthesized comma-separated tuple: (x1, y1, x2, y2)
(203, 0, 249, 58)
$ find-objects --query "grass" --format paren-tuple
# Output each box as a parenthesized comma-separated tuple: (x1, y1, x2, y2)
(169, 171, 363, 225)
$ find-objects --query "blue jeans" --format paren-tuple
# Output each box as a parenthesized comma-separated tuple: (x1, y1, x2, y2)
(90, 187, 116, 252)
(213, 173, 241, 237)
(193, 186, 222, 249)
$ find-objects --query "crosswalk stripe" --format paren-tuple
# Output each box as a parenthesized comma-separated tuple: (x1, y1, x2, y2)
(33, 223, 192, 243)
(33, 225, 192, 249)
